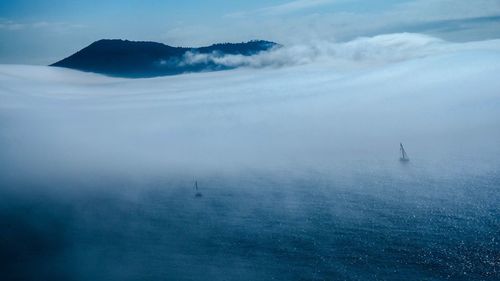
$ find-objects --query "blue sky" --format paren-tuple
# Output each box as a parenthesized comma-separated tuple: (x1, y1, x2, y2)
(1, 0, 500, 64)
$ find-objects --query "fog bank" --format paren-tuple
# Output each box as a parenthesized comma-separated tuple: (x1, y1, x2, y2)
(1, 33, 499, 187)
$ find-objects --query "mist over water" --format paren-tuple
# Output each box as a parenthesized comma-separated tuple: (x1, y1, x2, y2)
(1, 34, 499, 280)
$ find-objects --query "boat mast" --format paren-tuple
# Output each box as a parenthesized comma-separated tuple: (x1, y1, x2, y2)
(194, 180, 202, 197)
(400, 143, 407, 160)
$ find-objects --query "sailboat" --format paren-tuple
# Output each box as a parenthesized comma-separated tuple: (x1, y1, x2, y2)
(194, 180, 202, 197)
(399, 143, 410, 162)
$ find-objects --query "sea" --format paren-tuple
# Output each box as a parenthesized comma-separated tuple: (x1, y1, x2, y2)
(1, 158, 498, 281)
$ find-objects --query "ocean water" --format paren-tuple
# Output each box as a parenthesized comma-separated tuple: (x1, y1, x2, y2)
(2, 159, 498, 281)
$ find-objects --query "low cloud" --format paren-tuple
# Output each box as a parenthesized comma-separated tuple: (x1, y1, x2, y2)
(180, 33, 500, 69)
(1, 33, 499, 185)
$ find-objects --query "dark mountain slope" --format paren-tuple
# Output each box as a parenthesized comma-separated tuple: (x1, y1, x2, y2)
(51, 39, 278, 78)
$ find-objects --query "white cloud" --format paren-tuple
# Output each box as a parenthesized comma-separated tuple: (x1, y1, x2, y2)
(220, 0, 500, 44)
(391, 0, 500, 22)
(0, 19, 85, 32)
(226, 0, 340, 18)
(180, 33, 500, 69)
(259, 0, 338, 15)
(1, 33, 500, 182)
(0, 20, 26, 30)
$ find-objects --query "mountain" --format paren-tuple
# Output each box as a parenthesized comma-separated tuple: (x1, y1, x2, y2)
(50, 39, 279, 78)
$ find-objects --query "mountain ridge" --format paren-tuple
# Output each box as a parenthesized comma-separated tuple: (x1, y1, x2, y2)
(51, 39, 279, 78)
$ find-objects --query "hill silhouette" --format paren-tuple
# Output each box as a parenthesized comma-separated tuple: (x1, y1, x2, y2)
(51, 39, 278, 78)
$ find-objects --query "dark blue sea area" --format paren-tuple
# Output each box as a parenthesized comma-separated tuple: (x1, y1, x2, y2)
(1, 162, 499, 281)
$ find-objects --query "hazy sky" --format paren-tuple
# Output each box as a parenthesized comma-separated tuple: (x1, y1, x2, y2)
(1, 0, 500, 64)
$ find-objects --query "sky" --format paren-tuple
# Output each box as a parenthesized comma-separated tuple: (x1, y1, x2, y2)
(1, 0, 500, 64)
